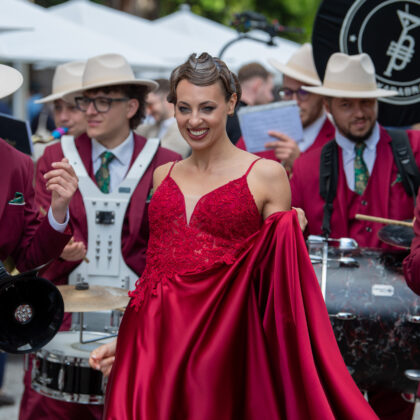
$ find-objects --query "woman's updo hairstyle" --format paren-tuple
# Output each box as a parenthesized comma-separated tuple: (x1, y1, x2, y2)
(167, 52, 241, 105)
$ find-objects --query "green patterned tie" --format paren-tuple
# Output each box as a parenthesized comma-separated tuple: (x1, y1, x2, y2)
(354, 142, 369, 195)
(95, 151, 115, 193)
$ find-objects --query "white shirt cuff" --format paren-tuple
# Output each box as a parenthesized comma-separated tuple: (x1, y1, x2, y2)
(48, 207, 70, 233)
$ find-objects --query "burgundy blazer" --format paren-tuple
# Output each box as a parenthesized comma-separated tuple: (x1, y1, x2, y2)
(403, 190, 420, 295)
(291, 127, 420, 249)
(0, 139, 70, 272)
(235, 117, 335, 162)
(35, 133, 180, 285)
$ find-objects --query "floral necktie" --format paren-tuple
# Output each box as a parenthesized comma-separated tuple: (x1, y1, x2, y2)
(354, 142, 369, 195)
(95, 151, 115, 193)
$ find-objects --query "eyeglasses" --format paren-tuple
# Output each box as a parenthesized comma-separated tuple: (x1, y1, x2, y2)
(279, 88, 310, 102)
(75, 96, 129, 113)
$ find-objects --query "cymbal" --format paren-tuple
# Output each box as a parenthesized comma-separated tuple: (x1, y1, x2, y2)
(378, 224, 415, 249)
(57, 285, 130, 312)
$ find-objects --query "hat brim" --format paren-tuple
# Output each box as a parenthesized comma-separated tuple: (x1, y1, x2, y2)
(63, 79, 158, 104)
(268, 58, 321, 87)
(0, 65, 23, 99)
(35, 90, 77, 104)
(303, 85, 399, 98)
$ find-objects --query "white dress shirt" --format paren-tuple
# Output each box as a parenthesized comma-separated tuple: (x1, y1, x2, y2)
(298, 113, 327, 153)
(92, 132, 134, 193)
(335, 122, 380, 192)
(48, 207, 70, 233)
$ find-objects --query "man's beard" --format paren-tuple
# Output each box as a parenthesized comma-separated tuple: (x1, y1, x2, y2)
(336, 119, 375, 143)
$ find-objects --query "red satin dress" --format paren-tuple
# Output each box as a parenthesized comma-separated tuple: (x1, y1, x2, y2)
(104, 159, 378, 420)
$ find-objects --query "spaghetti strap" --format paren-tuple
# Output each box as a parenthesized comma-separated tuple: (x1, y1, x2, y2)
(166, 161, 178, 177)
(244, 157, 263, 177)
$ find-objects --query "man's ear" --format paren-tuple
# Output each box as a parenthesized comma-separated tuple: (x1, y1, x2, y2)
(323, 97, 331, 114)
(127, 98, 139, 119)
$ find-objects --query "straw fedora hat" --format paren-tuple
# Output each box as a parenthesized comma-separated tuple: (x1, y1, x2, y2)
(36, 61, 86, 104)
(64, 53, 158, 102)
(0, 64, 23, 100)
(303, 53, 398, 98)
(268, 43, 321, 86)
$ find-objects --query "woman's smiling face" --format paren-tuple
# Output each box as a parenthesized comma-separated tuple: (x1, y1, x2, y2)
(174, 79, 236, 150)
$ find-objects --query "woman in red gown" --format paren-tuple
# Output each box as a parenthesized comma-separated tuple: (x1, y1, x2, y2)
(90, 53, 378, 419)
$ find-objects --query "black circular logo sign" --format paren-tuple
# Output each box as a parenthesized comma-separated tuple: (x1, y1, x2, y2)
(312, 0, 420, 126)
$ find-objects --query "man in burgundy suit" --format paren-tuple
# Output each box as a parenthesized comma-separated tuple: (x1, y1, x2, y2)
(0, 64, 76, 272)
(291, 52, 420, 419)
(19, 54, 181, 420)
(403, 191, 420, 296)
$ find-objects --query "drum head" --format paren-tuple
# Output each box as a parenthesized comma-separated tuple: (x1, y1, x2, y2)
(378, 224, 415, 249)
(312, 0, 420, 127)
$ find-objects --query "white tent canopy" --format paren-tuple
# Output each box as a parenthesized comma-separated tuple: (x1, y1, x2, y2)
(48, 0, 204, 72)
(0, 0, 168, 72)
(154, 5, 300, 73)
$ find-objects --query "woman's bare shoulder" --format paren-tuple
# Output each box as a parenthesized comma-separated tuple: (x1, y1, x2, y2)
(153, 161, 176, 188)
(252, 158, 288, 183)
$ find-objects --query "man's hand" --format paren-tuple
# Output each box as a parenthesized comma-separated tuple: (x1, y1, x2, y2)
(293, 207, 308, 232)
(89, 339, 117, 378)
(60, 238, 87, 261)
(265, 131, 301, 172)
(44, 158, 78, 223)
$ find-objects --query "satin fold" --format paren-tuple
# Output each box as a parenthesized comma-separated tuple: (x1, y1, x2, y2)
(104, 211, 377, 419)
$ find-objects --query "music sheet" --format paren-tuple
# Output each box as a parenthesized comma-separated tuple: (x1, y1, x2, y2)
(238, 101, 303, 153)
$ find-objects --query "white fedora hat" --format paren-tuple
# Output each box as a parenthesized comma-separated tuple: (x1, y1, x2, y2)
(64, 53, 158, 102)
(303, 53, 398, 98)
(36, 61, 86, 104)
(268, 43, 321, 86)
(0, 64, 23, 99)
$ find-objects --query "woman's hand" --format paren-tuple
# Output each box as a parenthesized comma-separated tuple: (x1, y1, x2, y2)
(293, 207, 308, 231)
(89, 339, 117, 377)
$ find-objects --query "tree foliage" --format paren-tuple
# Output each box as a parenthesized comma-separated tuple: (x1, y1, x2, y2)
(37, 0, 322, 43)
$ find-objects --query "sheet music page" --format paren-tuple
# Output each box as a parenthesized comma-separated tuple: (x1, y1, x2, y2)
(238, 101, 303, 153)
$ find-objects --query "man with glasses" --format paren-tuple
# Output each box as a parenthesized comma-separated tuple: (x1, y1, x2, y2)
(19, 54, 180, 420)
(266, 43, 334, 172)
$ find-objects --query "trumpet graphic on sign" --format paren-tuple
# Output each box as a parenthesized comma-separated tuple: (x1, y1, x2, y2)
(384, 8, 420, 77)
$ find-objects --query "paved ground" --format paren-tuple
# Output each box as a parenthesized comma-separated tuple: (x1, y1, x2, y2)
(0, 354, 419, 419)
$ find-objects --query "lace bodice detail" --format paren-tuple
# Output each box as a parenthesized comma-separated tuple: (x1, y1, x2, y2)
(129, 160, 263, 309)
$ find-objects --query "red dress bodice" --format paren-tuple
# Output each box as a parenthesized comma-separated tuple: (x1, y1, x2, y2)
(129, 160, 263, 308)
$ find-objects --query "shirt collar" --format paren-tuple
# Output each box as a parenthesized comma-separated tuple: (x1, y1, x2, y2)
(161, 117, 175, 130)
(335, 122, 380, 154)
(91, 131, 134, 166)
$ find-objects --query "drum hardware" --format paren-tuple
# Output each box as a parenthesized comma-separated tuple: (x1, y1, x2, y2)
(307, 235, 359, 251)
(404, 369, 420, 382)
(406, 315, 420, 324)
(310, 255, 359, 267)
(329, 312, 356, 321)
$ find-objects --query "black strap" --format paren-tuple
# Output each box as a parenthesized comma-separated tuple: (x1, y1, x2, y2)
(387, 129, 420, 203)
(319, 140, 339, 237)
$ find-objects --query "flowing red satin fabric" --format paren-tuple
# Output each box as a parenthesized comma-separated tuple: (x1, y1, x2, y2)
(104, 167, 377, 419)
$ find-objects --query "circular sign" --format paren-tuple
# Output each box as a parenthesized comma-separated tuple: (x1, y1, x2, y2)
(312, 0, 420, 127)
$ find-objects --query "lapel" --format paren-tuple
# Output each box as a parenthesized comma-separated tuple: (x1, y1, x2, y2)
(124, 134, 153, 242)
(366, 127, 393, 219)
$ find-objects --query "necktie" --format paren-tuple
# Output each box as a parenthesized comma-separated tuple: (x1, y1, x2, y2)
(354, 142, 369, 195)
(95, 151, 115, 193)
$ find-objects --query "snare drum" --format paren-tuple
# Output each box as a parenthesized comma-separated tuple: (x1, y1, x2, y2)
(309, 243, 420, 393)
(31, 331, 113, 404)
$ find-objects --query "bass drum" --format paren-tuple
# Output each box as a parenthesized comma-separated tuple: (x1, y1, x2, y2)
(31, 331, 113, 404)
(309, 244, 420, 393)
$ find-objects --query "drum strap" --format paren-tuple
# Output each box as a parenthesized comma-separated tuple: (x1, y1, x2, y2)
(319, 130, 420, 235)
